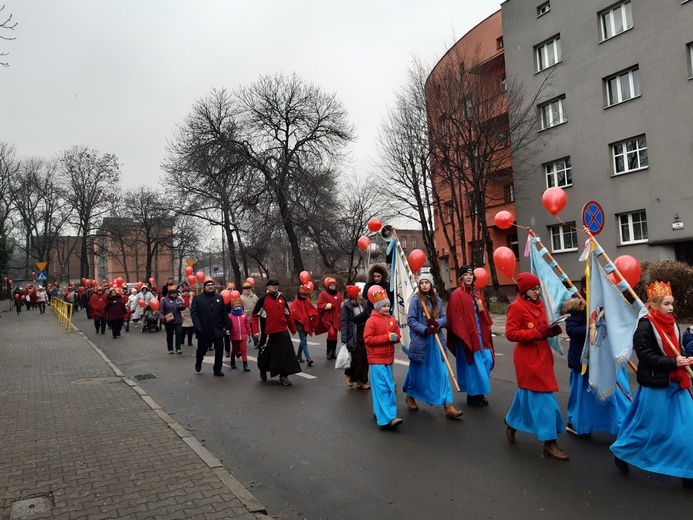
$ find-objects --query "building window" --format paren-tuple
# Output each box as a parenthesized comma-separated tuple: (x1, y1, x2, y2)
(545, 158, 572, 188)
(549, 222, 578, 253)
(471, 240, 485, 266)
(618, 210, 648, 244)
(401, 239, 407, 249)
(539, 96, 566, 130)
(500, 75, 507, 92)
(504, 184, 515, 203)
(537, 2, 551, 17)
(600, 1, 633, 41)
(411, 238, 417, 248)
(612, 135, 648, 175)
(507, 234, 520, 259)
(687, 42, 693, 79)
(604, 66, 640, 106)
(497, 37, 504, 49)
(534, 35, 561, 72)
(467, 193, 478, 215)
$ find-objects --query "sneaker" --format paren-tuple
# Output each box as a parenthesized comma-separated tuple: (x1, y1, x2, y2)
(213, 370, 224, 377)
(297, 356, 305, 363)
(225, 353, 231, 358)
(168, 351, 174, 355)
(566, 423, 577, 435)
(176, 349, 182, 355)
(388, 418, 403, 429)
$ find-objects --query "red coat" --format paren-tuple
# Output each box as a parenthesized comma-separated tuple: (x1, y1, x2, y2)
(228, 312, 251, 341)
(252, 292, 297, 335)
(89, 292, 108, 318)
(317, 290, 343, 340)
(505, 296, 559, 392)
(104, 295, 126, 320)
(290, 296, 319, 335)
(447, 285, 494, 364)
(363, 310, 401, 365)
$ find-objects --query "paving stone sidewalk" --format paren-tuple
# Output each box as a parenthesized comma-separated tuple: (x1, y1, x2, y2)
(0, 308, 270, 520)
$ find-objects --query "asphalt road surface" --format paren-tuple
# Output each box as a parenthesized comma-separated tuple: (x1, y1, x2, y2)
(72, 310, 692, 520)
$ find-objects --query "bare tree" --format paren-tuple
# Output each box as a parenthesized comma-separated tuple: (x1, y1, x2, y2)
(172, 214, 202, 281)
(0, 5, 17, 68)
(0, 141, 17, 274)
(374, 57, 449, 294)
(59, 146, 121, 279)
(426, 45, 550, 290)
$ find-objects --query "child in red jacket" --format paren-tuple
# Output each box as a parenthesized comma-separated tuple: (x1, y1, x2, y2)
(229, 297, 252, 372)
(364, 287, 402, 430)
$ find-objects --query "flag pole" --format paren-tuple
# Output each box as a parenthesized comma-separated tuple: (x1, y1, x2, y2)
(583, 227, 693, 395)
(390, 227, 460, 392)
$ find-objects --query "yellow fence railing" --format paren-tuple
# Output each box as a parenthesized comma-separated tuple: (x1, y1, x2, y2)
(51, 297, 73, 333)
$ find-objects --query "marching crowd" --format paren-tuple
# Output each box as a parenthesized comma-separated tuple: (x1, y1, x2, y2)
(11, 262, 693, 489)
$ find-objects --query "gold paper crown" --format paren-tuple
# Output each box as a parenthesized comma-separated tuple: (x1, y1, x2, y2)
(646, 281, 672, 300)
(371, 289, 389, 304)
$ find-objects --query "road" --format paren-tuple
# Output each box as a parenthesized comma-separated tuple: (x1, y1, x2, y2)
(72, 310, 691, 520)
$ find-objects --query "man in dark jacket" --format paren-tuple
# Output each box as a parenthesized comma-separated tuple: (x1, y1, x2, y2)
(191, 278, 230, 376)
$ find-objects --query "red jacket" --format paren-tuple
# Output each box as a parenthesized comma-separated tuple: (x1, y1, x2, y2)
(104, 294, 126, 320)
(228, 311, 251, 341)
(290, 296, 319, 335)
(89, 292, 108, 318)
(317, 290, 343, 339)
(363, 310, 401, 365)
(505, 296, 560, 392)
(252, 292, 297, 335)
(447, 285, 494, 364)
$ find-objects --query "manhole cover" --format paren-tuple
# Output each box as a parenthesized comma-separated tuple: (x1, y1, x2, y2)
(70, 377, 122, 385)
(133, 373, 157, 381)
(11, 495, 53, 517)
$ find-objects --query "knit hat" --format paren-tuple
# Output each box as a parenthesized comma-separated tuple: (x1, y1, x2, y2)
(517, 272, 541, 295)
(346, 285, 360, 299)
(324, 277, 337, 288)
(418, 273, 434, 287)
(371, 288, 390, 310)
(458, 265, 473, 279)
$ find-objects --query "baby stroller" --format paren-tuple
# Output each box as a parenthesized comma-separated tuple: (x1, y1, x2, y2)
(141, 307, 160, 333)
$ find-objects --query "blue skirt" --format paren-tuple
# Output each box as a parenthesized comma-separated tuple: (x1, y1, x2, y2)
(403, 335, 453, 406)
(567, 367, 631, 435)
(456, 345, 492, 396)
(370, 364, 397, 427)
(505, 389, 566, 442)
(610, 383, 693, 478)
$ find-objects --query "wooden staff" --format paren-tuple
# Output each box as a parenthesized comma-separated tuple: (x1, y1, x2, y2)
(389, 228, 461, 392)
(584, 227, 693, 398)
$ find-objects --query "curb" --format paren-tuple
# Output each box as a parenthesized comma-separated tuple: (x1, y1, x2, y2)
(72, 325, 270, 518)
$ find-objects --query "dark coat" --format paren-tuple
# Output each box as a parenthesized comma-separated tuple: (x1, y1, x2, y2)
(682, 327, 693, 357)
(562, 298, 586, 373)
(340, 300, 369, 351)
(633, 317, 678, 388)
(191, 290, 230, 339)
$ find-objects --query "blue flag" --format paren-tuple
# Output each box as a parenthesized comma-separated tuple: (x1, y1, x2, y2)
(587, 248, 647, 400)
(529, 236, 576, 355)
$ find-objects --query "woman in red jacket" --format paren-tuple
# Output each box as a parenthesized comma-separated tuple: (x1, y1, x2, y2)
(317, 277, 343, 360)
(504, 273, 568, 461)
(104, 288, 126, 339)
(364, 288, 402, 430)
(290, 283, 319, 366)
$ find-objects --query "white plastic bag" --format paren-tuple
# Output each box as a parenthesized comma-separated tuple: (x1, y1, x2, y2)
(335, 344, 351, 369)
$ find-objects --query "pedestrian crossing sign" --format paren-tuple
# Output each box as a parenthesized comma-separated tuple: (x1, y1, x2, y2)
(36, 271, 47, 282)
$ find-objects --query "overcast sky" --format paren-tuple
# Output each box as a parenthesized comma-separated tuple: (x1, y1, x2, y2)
(3, 1, 501, 188)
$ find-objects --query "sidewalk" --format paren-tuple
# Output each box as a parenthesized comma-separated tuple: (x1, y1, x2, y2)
(0, 309, 270, 520)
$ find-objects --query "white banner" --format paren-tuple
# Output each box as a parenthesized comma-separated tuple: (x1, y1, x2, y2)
(387, 238, 416, 348)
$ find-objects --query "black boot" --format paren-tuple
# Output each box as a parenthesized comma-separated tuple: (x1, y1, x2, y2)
(243, 362, 250, 372)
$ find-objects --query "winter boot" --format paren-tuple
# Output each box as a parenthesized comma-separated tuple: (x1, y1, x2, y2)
(243, 362, 250, 372)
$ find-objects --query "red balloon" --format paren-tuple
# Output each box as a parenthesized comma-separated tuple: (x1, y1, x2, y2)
(246, 277, 255, 286)
(149, 277, 155, 286)
(221, 289, 232, 304)
(187, 275, 196, 286)
(299, 271, 311, 284)
(148, 298, 160, 310)
(542, 187, 567, 216)
(91, 280, 96, 286)
(138, 300, 146, 308)
(306, 281, 314, 292)
(31, 271, 35, 277)
(357, 236, 371, 250)
(494, 211, 515, 230)
(368, 217, 382, 233)
(14, 293, 19, 299)
(613, 255, 642, 288)
(493, 246, 517, 278)
(195, 271, 205, 283)
(230, 290, 241, 300)
(367, 284, 387, 303)
(408, 249, 426, 271)
(474, 268, 489, 289)
(184, 266, 193, 276)
(116, 277, 123, 285)
(136, 282, 143, 290)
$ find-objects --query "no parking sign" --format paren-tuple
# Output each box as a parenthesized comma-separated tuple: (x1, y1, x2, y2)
(582, 201, 605, 235)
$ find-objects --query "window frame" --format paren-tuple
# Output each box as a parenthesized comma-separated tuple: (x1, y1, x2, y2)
(604, 66, 641, 107)
(539, 96, 567, 130)
(537, 2, 551, 17)
(618, 210, 648, 245)
(611, 135, 648, 175)
(544, 157, 572, 188)
(549, 222, 579, 253)
(687, 42, 693, 79)
(504, 184, 515, 203)
(534, 35, 561, 72)
(599, 1, 633, 42)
